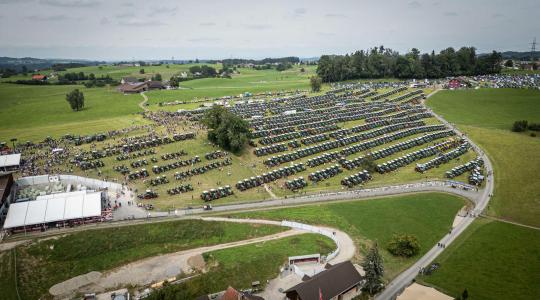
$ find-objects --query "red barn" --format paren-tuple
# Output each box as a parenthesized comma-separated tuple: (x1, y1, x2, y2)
(31, 74, 47, 81)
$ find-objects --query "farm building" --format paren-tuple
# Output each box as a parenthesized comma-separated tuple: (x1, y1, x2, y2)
(0, 153, 21, 172)
(284, 261, 364, 300)
(31, 74, 47, 81)
(117, 80, 164, 94)
(121, 77, 138, 84)
(197, 286, 264, 300)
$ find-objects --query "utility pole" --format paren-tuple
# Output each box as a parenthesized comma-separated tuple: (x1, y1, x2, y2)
(530, 37, 537, 61)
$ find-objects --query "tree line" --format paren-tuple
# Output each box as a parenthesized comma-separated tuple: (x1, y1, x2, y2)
(316, 46, 503, 82)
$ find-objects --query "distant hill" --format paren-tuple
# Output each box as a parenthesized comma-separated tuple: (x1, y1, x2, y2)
(497, 51, 536, 61)
(0, 57, 103, 71)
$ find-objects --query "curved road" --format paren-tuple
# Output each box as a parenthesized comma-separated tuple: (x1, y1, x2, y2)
(375, 90, 495, 300)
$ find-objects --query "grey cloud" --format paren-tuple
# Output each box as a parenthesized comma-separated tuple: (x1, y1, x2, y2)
(444, 11, 458, 17)
(294, 8, 307, 16)
(24, 14, 73, 21)
(99, 17, 109, 25)
(39, 0, 100, 7)
(118, 20, 166, 27)
(188, 38, 221, 43)
(243, 24, 271, 30)
(317, 32, 335, 37)
(325, 13, 346, 18)
(492, 13, 504, 18)
(408, 1, 421, 8)
(0, 0, 33, 4)
(148, 6, 177, 17)
(115, 13, 135, 19)
(199, 22, 216, 26)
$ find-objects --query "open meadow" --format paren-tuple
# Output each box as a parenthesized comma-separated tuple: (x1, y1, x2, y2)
(418, 218, 540, 300)
(228, 193, 466, 280)
(427, 88, 540, 226)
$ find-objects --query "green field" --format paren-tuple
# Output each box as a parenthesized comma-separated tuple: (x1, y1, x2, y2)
(427, 88, 540, 227)
(419, 219, 540, 300)
(0, 83, 147, 141)
(1, 219, 285, 299)
(229, 193, 466, 280)
(146, 234, 335, 299)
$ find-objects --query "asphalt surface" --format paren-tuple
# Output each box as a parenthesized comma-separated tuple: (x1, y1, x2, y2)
(375, 90, 495, 300)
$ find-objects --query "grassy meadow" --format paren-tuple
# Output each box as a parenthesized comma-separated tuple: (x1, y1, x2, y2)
(427, 88, 540, 227)
(419, 218, 540, 300)
(0, 83, 147, 141)
(228, 193, 466, 280)
(1, 219, 285, 299)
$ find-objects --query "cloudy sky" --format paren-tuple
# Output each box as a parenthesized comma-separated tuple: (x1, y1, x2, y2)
(0, 0, 538, 60)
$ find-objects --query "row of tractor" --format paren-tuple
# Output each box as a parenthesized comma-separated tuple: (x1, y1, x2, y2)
(415, 142, 471, 173)
(205, 150, 227, 160)
(308, 165, 343, 182)
(201, 186, 234, 201)
(116, 149, 156, 161)
(161, 150, 188, 160)
(167, 184, 194, 195)
(174, 158, 232, 180)
(152, 156, 202, 174)
(236, 163, 306, 191)
(285, 177, 309, 191)
(445, 157, 484, 179)
(341, 170, 372, 188)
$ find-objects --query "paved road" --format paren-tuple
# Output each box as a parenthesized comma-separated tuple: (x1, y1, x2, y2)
(375, 90, 495, 300)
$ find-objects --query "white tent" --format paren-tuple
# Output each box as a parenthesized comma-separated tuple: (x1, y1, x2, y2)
(3, 192, 102, 229)
(0, 154, 21, 169)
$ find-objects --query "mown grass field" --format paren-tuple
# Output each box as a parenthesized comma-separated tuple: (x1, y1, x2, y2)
(147, 233, 335, 299)
(0, 83, 147, 141)
(427, 88, 540, 227)
(0, 219, 284, 300)
(419, 218, 540, 300)
(228, 193, 466, 280)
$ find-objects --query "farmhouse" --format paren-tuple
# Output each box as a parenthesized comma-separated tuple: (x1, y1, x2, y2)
(121, 76, 138, 84)
(117, 80, 164, 94)
(284, 261, 364, 300)
(31, 74, 47, 81)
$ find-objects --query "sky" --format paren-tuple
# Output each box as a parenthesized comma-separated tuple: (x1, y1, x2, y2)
(0, 0, 538, 60)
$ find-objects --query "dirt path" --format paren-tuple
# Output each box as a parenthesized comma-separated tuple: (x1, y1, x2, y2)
(49, 228, 305, 298)
(138, 92, 149, 111)
(49, 217, 355, 299)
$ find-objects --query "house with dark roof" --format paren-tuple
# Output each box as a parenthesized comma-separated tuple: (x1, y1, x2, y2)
(196, 286, 264, 300)
(284, 261, 364, 300)
(117, 80, 164, 94)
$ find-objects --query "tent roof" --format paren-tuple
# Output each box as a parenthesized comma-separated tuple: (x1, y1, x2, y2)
(3, 192, 101, 229)
(0, 154, 21, 168)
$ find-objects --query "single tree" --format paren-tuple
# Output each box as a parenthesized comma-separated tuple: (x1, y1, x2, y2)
(169, 76, 179, 88)
(511, 120, 528, 132)
(10, 138, 17, 149)
(202, 106, 250, 153)
(152, 73, 162, 81)
(504, 60, 513, 68)
(310, 76, 322, 92)
(462, 289, 469, 300)
(361, 243, 384, 295)
(387, 234, 421, 257)
(66, 89, 85, 111)
(139, 68, 145, 74)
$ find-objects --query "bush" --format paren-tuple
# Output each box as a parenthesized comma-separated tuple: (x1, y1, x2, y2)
(387, 233, 420, 257)
(527, 123, 540, 131)
(530, 132, 537, 137)
(310, 76, 322, 92)
(511, 120, 528, 132)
